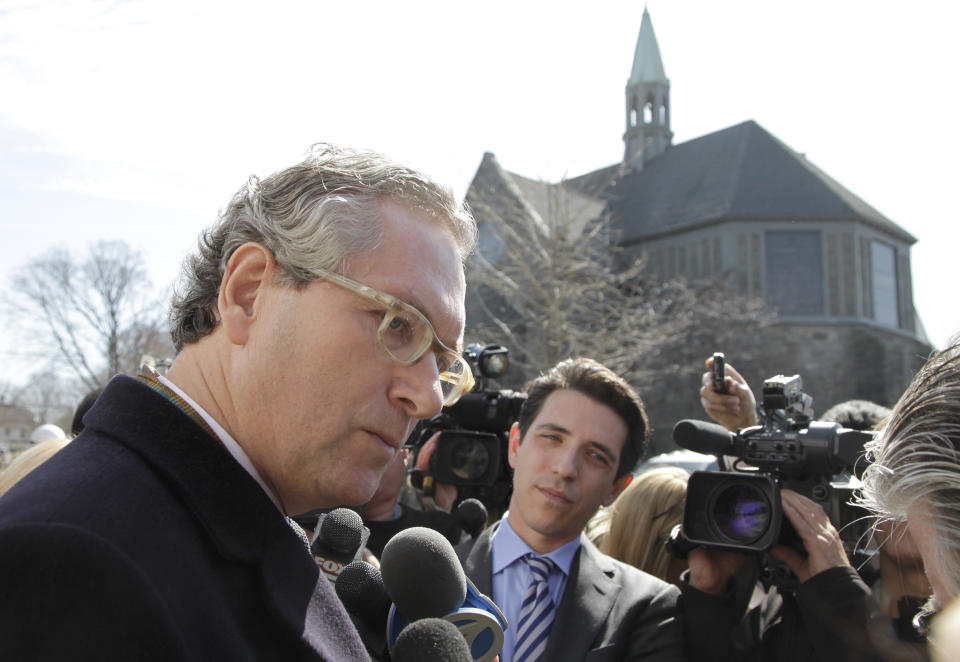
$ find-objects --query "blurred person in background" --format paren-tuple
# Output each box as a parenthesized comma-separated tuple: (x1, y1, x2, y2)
(0, 439, 69, 499)
(683, 355, 879, 661)
(361, 444, 464, 559)
(594, 466, 689, 584)
(70, 387, 104, 437)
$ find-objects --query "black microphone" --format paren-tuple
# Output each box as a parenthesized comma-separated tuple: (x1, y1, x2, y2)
(310, 508, 369, 583)
(335, 560, 392, 630)
(380, 527, 467, 620)
(455, 498, 488, 539)
(672, 419, 737, 456)
(392, 618, 472, 662)
(335, 561, 391, 661)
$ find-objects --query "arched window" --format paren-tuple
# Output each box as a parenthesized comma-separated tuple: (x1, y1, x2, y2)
(643, 101, 653, 124)
(630, 108, 638, 127)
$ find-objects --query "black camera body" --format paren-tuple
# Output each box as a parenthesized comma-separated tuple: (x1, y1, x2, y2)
(672, 374, 873, 585)
(413, 344, 526, 513)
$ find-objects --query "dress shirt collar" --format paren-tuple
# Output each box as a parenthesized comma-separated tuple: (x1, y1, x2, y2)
(491, 512, 582, 577)
(159, 374, 284, 513)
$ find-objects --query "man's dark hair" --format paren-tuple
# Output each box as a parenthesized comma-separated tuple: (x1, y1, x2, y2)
(71, 387, 104, 436)
(516, 357, 648, 478)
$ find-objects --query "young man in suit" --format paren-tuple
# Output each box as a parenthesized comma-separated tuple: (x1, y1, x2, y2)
(454, 357, 685, 662)
(0, 144, 477, 660)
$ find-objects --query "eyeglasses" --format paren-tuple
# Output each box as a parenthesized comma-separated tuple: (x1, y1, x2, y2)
(316, 269, 475, 406)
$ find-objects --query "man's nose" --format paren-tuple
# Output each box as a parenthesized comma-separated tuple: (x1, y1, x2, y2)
(551, 445, 579, 480)
(390, 351, 444, 419)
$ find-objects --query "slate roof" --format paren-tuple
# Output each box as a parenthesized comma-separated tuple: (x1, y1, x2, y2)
(605, 120, 915, 244)
(467, 121, 915, 252)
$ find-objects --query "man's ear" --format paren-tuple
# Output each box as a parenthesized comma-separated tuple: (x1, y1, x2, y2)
(602, 472, 633, 508)
(507, 422, 522, 469)
(218, 242, 275, 346)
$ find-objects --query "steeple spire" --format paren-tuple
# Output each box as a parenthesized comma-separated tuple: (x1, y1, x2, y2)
(628, 7, 667, 86)
(623, 7, 672, 169)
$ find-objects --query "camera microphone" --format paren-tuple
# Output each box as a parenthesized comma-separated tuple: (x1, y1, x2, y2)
(380, 527, 506, 662)
(310, 508, 369, 583)
(455, 498, 488, 539)
(673, 419, 737, 456)
(393, 618, 472, 662)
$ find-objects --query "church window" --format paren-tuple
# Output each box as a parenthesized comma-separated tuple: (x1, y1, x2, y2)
(764, 231, 823, 315)
(630, 108, 638, 127)
(871, 241, 899, 327)
(643, 100, 654, 124)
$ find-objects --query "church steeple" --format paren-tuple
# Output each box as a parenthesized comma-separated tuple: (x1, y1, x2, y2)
(623, 8, 672, 169)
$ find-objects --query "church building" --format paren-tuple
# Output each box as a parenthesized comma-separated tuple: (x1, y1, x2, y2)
(464, 9, 931, 432)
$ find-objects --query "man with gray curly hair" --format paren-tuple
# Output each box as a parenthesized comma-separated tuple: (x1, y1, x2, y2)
(0, 144, 477, 661)
(860, 339, 960, 619)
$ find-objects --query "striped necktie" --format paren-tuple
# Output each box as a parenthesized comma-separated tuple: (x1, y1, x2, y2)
(513, 554, 557, 662)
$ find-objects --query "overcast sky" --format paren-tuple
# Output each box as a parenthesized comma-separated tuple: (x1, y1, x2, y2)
(2, 0, 957, 388)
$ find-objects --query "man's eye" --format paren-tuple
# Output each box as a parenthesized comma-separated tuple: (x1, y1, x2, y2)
(588, 451, 609, 464)
(383, 311, 423, 350)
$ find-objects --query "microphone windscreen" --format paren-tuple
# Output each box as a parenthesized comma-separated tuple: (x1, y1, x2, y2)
(318, 508, 364, 555)
(392, 618, 472, 662)
(455, 498, 488, 537)
(673, 419, 736, 456)
(381, 526, 467, 621)
(335, 561, 391, 625)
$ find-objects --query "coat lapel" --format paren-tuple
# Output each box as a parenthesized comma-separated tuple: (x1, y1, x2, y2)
(543, 538, 622, 661)
(458, 522, 496, 596)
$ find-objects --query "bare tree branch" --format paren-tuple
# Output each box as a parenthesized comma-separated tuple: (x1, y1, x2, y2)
(465, 181, 774, 453)
(4, 240, 174, 392)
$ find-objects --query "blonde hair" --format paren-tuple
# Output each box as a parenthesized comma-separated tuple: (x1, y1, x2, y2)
(601, 466, 689, 581)
(0, 439, 69, 498)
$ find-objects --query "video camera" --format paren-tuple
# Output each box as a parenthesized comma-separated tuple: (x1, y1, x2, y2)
(670, 373, 874, 588)
(410, 344, 527, 514)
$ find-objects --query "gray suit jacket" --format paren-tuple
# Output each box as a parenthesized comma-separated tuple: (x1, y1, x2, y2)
(457, 522, 686, 662)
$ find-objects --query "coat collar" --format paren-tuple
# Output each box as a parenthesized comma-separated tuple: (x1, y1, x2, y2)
(84, 374, 370, 660)
(86, 374, 287, 562)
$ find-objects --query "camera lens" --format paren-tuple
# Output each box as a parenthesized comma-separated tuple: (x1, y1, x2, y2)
(450, 440, 491, 481)
(711, 483, 771, 544)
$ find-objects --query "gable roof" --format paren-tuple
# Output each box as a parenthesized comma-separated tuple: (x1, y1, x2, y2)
(466, 152, 617, 242)
(605, 120, 915, 244)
